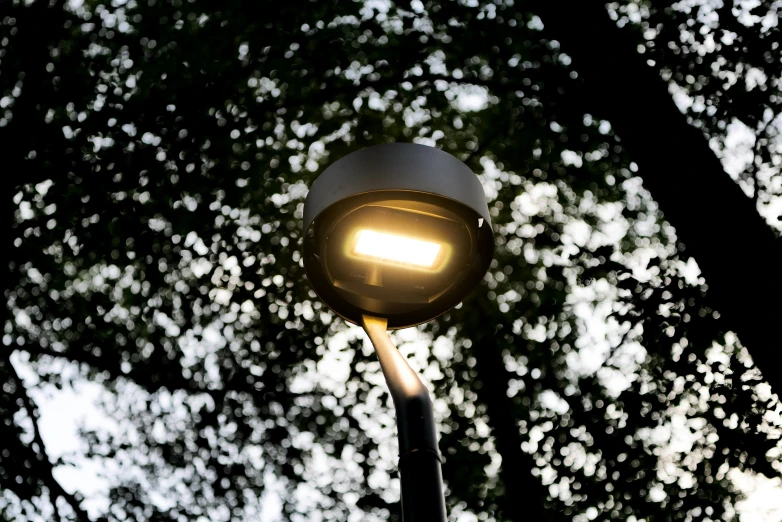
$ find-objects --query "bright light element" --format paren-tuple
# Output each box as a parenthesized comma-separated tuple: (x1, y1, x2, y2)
(353, 230, 441, 268)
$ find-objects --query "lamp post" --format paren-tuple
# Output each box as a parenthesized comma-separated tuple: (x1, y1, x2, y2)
(303, 143, 493, 521)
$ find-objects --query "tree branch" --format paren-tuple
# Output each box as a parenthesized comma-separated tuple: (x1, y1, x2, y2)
(2, 351, 94, 522)
(531, 1, 782, 396)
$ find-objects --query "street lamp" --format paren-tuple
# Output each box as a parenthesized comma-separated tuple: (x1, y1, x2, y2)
(303, 143, 493, 521)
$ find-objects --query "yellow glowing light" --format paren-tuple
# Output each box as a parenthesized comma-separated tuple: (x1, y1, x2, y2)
(353, 230, 441, 268)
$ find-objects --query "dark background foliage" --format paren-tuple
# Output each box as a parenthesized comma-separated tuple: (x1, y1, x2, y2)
(2, 0, 781, 520)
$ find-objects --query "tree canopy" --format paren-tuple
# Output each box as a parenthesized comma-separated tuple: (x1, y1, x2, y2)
(2, 0, 781, 521)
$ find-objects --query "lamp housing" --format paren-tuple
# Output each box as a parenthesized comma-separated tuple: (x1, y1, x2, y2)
(303, 143, 493, 329)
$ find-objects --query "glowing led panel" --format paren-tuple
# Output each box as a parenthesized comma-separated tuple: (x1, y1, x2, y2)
(353, 230, 441, 268)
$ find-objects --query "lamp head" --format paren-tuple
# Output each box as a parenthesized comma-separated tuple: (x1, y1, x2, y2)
(303, 143, 493, 329)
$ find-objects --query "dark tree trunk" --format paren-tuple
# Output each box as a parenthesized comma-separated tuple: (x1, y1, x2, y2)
(469, 315, 555, 521)
(535, 2, 782, 394)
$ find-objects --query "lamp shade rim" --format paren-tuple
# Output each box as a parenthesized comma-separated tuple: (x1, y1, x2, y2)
(303, 143, 490, 235)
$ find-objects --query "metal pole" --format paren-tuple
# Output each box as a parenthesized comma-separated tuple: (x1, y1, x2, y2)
(361, 315, 447, 522)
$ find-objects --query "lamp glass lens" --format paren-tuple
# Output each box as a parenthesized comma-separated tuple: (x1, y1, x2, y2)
(353, 230, 441, 268)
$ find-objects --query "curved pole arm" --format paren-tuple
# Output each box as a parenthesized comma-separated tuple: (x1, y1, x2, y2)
(361, 315, 439, 454)
(361, 315, 446, 521)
